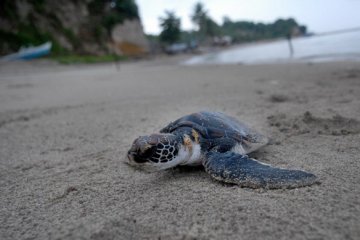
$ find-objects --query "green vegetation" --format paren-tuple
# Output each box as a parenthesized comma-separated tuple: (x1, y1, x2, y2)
(146, 34, 159, 42)
(62, 28, 81, 49)
(28, 0, 46, 14)
(0, 0, 141, 59)
(0, 1, 18, 20)
(153, 1, 307, 45)
(114, 0, 139, 20)
(191, 2, 206, 30)
(159, 11, 181, 44)
(0, 24, 67, 55)
(191, 2, 221, 39)
(88, 0, 139, 34)
(87, 0, 106, 15)
(45, 12, 63, 28)
(88, 0, 139, 19)
(204, 17, 221, 37)
(221, 17, 307, 43)
(51, 54, 127, 64)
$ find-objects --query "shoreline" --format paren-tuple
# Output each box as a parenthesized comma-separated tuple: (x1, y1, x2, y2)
(184, 31, 360, 65)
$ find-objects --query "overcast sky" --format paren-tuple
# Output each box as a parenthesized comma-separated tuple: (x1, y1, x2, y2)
(136, 0, 360, 34)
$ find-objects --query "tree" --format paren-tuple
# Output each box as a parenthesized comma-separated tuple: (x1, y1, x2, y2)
(191, 2, 220, 40)
(220, 18, 307, 43)
(191, 2, 207, 32)
(299, 25, 307, 35)
(222, 16, 232, 26)
(113, 0, 139, 20)
(90, 0, 140, 34)
(159, 11, 181, 44)
(205, 18, 220, 37)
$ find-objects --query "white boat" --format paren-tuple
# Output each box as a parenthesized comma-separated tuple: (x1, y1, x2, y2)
(1, 42, 52, 61)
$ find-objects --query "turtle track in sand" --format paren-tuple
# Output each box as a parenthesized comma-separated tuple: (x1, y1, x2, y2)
(267, 111, 360, 137)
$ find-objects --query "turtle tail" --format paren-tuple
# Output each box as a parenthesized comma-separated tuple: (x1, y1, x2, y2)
(203, 152, 318, 189)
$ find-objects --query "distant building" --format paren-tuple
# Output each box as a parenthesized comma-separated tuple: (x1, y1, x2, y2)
(213, 36, 232, 46)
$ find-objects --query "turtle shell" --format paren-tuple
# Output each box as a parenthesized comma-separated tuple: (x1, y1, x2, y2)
(160, 111, 268, 153)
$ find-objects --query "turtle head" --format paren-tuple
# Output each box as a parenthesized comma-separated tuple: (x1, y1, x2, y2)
(127, 133, 182, 171)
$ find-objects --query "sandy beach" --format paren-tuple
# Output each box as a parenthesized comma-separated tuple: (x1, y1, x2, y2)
(0, 58, 359, 239)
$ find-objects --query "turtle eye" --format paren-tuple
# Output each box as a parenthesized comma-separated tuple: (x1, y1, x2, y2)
(142, 146, 155, 158)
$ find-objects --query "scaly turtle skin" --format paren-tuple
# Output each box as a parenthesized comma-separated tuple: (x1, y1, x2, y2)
(127, 111, 317, 189)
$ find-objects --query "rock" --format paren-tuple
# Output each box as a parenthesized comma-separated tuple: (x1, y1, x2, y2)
(111, 19, 149, 56)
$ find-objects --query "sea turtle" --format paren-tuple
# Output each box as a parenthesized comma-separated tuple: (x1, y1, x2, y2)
(127, 111, 317, 189)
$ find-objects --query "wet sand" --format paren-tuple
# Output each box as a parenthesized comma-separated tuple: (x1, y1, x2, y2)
(0, 59, 360, 239)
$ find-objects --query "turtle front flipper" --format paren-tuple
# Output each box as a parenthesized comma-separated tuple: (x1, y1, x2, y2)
(203, 152, 318, 189)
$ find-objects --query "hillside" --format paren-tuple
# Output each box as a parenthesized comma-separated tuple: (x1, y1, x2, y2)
(0, 0, 149, 56)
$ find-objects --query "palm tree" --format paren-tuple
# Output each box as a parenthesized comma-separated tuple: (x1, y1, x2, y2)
(159, 11, 181, 44)
(191, 2, 207, 32)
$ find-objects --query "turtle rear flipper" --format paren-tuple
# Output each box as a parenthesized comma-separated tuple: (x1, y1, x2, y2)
(203, 152, 318, 189)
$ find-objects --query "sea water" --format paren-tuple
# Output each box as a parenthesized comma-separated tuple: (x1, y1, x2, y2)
(184, 30, 360, 65)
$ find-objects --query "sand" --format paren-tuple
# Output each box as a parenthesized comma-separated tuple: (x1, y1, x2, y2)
(0, 58, 359, 240)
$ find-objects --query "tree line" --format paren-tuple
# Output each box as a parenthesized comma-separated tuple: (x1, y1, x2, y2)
(158, 2, 307, 45)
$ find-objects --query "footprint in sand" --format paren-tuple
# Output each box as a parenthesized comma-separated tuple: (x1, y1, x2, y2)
(267, 111, 360, 136)
(266, 93, 308, 104)
(268, 94, 289, 103)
